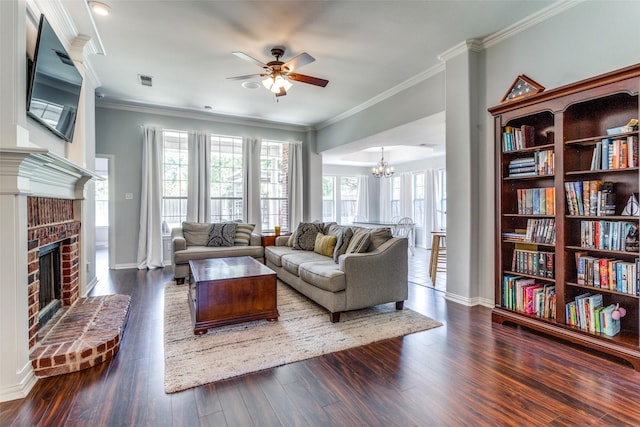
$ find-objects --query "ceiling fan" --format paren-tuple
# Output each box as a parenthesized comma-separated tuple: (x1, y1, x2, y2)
(227, 47, 329, 97)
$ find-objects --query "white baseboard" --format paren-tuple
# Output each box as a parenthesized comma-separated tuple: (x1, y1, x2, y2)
(114, 263, 138, 270)
(0, 364, 37, 403)
(444, 292, 494, 308)
(85, 276, 98, 296)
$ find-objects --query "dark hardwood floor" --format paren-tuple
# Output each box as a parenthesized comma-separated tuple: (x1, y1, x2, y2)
(2, 264, 640, 426)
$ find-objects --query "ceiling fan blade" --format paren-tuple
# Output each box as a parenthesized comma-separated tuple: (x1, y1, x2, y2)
(283, 52, 315, 72)
(289, 73, 329, 87)
(226, 74, 262, 81)
(232, 51, 268, 69)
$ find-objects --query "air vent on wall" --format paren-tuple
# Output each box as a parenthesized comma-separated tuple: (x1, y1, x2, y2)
(138, 74, 153, 87)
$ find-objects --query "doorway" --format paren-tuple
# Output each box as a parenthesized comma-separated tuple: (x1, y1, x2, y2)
(95, 156, 111, 276)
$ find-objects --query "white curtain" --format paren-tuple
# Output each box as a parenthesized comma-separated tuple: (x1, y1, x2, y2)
(355, 175, 369, 221)
(243, 137, 262, 231)
(379, 178, 391, 221)
(288, 140, 304, 231)
(401, 172, 413, 218)
(186, 131, 211, 222)
(137, 127, 164, 269)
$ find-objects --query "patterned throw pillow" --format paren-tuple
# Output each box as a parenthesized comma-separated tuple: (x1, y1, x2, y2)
(345, 228, 371, 254)
(182, 222, 212, 246)
(293, 222, 323, 251)
(328, 224, 354, 263)
(206, 223, 237, 247)
(234, 223, 255, 246)
(314, 233, 337, 257)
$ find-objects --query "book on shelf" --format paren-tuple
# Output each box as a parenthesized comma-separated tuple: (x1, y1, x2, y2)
(565, 180, 619, 216)
(580, 220, 638, 251)
(502, 275, 554, 319)
(590, 136, 638, 171)
(502, 124, 536, 152)
(524, 218, 556, 244)
(517, 187, 555, 215)
(566, 293, 622, 335)
(511, 249, 555, 278)
(506, 150, 554, 177)
(575, 254, 639, 295)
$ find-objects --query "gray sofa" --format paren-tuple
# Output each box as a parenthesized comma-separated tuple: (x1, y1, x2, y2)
(171, 222, 264, 284)
(265, 224, 408, 322)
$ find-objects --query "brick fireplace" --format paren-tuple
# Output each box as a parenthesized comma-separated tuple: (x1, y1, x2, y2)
(26, 197, 80, 348)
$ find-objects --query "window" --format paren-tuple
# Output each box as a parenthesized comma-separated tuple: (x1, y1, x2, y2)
(413, 172, 424, 227)
(260, 140, 288, 232)
(390, 176, 401, 219)
(437, 169, 447, 230)
(322, 176, 336, 222)
(162, 130, 189, 230)
(322, 174, 361, 224)
(210, 135, 243, 222)
(340, 176, 358, 224)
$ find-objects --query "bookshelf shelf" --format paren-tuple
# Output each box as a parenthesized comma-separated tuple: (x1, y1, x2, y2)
(565, 167, 639, 177)
(566, 281, 640, 299)
(502, 239, 556, 248)
(502, 143, 555, 154)
(565, 245, 639, 256)
(490, 63, 640, 370)
(504, 270, 556, 283)
(565, 131, 639, 146)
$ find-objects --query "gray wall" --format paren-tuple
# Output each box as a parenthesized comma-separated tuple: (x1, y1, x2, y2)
(95, 106, 310, 267)
(317, 72, 446, 151)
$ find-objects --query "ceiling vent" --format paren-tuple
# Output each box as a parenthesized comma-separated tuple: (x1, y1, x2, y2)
(138, 74, 153, 87)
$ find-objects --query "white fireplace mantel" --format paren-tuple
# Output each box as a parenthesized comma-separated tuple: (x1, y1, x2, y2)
(0, 147, 100, 199)
(0, 146, 99, 402)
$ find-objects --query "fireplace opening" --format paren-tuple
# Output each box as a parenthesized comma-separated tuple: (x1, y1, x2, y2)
(39, 242, 61, 328)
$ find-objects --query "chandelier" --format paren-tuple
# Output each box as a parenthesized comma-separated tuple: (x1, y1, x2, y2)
(371, 147, 394, 178)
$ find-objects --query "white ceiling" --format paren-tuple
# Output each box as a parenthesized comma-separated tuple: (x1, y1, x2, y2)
(57, 0, 556, 163)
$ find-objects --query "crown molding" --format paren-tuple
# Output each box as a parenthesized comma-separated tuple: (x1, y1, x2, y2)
(438, 39, 483, 63)
(320, 1, 583, 129)
(97, 100, 312, 133)
(317, 62, 445, 129)
(482, 0, 584, 49)
(28, 0, 77, 51)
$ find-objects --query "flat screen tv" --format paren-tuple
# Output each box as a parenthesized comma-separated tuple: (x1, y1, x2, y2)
(27, 14, 83, 142)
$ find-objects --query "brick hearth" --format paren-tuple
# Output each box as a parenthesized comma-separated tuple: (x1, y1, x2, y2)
(30, 295, 131, 377)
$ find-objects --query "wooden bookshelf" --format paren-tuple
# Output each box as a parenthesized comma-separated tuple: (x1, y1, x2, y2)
(489, 63, 640, 370)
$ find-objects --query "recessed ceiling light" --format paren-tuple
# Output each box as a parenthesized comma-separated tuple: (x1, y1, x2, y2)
(88, 1, 111, 16)
(241, 81, 260, 90)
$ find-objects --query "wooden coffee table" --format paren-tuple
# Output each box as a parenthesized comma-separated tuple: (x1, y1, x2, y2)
(188, 256, 278, 335)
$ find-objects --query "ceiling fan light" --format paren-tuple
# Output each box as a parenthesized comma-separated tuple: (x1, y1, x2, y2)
(262, 77, 274, 90)
(282, 79, 293, 91)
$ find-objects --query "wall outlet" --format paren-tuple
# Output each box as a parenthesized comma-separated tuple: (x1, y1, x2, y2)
(125, 192, 133, 200)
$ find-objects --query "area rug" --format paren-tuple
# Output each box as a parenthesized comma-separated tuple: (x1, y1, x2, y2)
(163, 281, 442, 393)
